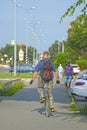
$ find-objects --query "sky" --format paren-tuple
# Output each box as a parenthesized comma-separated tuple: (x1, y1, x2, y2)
(0, 0, 82, 53)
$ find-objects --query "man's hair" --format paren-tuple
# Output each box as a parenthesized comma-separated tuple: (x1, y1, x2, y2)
(67, 60, 71, 65)
(43, 51, 49, 56)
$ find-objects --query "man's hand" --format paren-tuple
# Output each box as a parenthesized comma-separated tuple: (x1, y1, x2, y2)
(29, 80, 33, 84)
(56, 80, 60, 84)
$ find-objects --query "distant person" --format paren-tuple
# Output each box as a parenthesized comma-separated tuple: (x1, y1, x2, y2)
(29, 51, 60, 112)
(58, 64, 63, 79)
(64, 61, 75, 102)
(64, 61, 73, 90)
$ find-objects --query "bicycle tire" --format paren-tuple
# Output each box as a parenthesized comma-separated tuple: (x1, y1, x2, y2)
(44, 96, 50, 117)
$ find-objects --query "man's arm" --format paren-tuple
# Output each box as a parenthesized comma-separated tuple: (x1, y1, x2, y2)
(29, 71, 38, 84)
(54, 71, 60, 84)
(32, 71, 38, 80)
(54, 71, 59, 80)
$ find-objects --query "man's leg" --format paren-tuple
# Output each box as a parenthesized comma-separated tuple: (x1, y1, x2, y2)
(47, 80, 54, 111)
(66, 76, 74, 102)
(38, 77, 45, 103)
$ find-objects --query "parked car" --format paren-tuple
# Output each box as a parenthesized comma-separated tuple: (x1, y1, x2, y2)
(70, 64, 80, 75)
(76, 70, 87, 79)
(70, 76, 87, 99)
(9, 64, 35, 73)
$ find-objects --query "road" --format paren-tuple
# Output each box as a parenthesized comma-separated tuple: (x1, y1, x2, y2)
(0, 78, 87, 130)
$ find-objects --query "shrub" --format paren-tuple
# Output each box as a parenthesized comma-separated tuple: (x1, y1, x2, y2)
(76, 59, 87, 70)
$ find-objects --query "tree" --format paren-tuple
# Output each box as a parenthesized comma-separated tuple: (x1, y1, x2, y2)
(49, 40, 59, 62)
(64, 40, 80, 63)
(54, 52, 67, 68)
(0, 43, 34, 65)
(67, 14, 87, 60)
(49, 40, 63, 62)
(60, 0, 87, 22)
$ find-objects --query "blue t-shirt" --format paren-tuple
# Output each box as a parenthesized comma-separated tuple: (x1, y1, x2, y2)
(64, 65, 73, 76)
(34, 58, 56, 72)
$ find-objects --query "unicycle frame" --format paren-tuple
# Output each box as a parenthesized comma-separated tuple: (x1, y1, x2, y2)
(44, 94, 51, 117)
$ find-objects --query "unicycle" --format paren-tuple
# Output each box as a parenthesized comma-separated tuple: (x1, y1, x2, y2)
(44, 94, 51, 117)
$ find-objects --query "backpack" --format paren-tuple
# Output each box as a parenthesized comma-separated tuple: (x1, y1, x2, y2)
(40, 60, 53, 82)
(65, 65, 72, 73)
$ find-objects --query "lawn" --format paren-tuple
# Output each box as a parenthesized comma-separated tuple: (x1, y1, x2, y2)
(0, 72, 33, 78)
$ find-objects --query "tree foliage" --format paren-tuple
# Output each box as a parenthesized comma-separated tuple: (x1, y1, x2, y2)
(49, 40, 64, 62)
(67, 14, 87, 60)
(0, 43, 34, 65)
(49, 40, 59, 62)
(54, 52, 67, 68)
(60, 0, 87, 22)
(76, 59, 87, 69)
(64, 41, 79, 63)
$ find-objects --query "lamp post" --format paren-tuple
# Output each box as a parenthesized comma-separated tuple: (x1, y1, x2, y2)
(33, 22, 40, 65)
(24, 6, 36, 64)
(58, 42, 60, 54)
(12, 0, 21, 77)
(12, 0, 17, 77)
(62, 42, 64, 53)
(24, 17, 29, 64)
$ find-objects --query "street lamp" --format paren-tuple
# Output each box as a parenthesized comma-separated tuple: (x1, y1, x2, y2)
(12, 0, 21, 77)
(62, 42, 64, 53)
(24, 6, 36, 64)
(58, 42, 60, 54)
(12, 0, 17, 77)
(33, 22, 40, 65)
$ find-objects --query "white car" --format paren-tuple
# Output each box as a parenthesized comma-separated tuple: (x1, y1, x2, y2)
(77, 70, 87, 79)
(70, 64, 80, 74)
(70, 76, 87, 98)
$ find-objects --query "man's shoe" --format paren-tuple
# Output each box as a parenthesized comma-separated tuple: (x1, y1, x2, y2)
(40, 97, 45, 103)
(50, 107, 55, 112)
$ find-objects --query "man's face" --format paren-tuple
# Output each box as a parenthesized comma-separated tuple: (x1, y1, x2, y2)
(43, 53, 49, 58)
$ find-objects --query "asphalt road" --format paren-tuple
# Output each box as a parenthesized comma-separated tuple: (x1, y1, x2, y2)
(0, 78, 87, 130)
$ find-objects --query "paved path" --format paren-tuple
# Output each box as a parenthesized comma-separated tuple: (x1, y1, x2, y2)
(0, 79, 87, 130)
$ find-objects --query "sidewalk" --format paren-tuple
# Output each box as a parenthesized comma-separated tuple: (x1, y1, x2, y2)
(0, 79, 87, 130)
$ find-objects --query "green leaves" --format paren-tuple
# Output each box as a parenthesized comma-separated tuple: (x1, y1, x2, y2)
(67, 14, 87, 60)
(59, 0, 87, 23)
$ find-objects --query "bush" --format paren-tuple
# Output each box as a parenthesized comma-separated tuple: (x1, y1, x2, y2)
(54, 52, 67, 68)
(76, 59, 87, 70)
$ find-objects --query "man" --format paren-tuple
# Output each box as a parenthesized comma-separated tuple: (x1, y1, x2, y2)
(64, 61, 73, 89)
(30, 51, 59, 112)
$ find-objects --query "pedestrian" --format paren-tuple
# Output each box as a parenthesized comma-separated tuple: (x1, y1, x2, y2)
(64, 61, 74, 102)
(58, 64, 63, 79)
(64, 61, 73, 89)
(29, 51, 60, 112)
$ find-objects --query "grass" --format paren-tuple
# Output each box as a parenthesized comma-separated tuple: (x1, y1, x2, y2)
(0, 72, 33, 78)
(78, 104, 87, 114)
(69, 101, 87, 114)
(69, 101, 80, 113)
(68, 95, 87, 114)
(0, 81, 25, 96)
(0, 72, 36, 96)
(66, 90, 87, 114)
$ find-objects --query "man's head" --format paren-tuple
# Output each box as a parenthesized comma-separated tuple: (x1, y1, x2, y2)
(67, 60, 71, 65)
(43, 51, 49, 58)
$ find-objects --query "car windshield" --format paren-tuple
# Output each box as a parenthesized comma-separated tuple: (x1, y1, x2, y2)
(72, 65, 78, 68)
